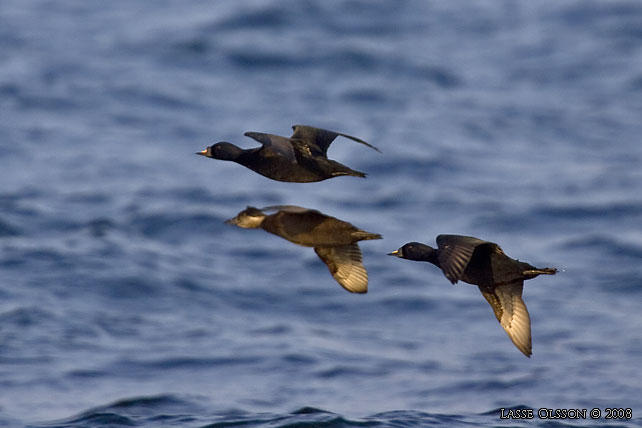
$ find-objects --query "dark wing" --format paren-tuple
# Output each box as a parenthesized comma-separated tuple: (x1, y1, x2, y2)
(244, 132, 297, 162)
(261, 205, 324, 216)
(436, 235, 494, 284)
(314, 244, 368, 293)
(291, 125, 381, 155)
(479, 282, 532, 357)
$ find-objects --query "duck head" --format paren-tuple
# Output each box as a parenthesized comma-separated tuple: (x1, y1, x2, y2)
(225, 206, 266, 229)
(388, 242, 437, 262)
(196, 142, 243, 161)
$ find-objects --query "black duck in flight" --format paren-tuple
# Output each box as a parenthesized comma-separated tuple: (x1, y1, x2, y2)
(389, 235, 557, 357)
(197, 125, 380, 183)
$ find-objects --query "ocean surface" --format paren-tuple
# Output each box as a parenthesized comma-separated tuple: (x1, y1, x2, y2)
(1, 1, 642, 427)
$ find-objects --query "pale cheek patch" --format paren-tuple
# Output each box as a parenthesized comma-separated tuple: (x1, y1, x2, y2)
(236, 215, 265, 229)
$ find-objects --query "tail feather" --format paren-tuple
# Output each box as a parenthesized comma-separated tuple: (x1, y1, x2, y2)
(353, 230, 382, 241)
(523, 267, 557, 276)
(350, 169, 367, 178)
(332, 169, 367, 178)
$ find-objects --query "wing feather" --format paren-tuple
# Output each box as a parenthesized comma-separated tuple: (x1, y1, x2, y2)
(244, 132, 297, 161)
(260, 205, 322, 215)
(480, 282, 532, 357)
(436, 235, 499, 284)
(435, 235, 477, 283)
(314, 244, 368, 293)
(291, 125, 381, 154)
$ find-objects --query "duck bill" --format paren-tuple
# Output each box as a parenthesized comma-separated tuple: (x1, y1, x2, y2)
(196, 149, 208, 156)
(387, 249, 400, 257)
(224, 217, 239, 225)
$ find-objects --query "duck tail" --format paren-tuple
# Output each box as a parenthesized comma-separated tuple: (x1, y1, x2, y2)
(331, 168, 367, 178)
(523, 267, 558, 276)
(349, 169, 367, 178)
(353, 230, 382, 241)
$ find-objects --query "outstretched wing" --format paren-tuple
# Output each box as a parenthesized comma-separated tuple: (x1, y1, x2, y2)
(314, 244, 368, 293)
(244, 132, 297, 161)
(479, 282, 532, 357)
(291, 125, 381, 155)
(436, 235, 492, 284)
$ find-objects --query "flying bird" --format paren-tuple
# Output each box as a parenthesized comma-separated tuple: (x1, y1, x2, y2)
(226, 205, 382, 293)
(197, 125, 380, 182)
(388, 235, 557, 357)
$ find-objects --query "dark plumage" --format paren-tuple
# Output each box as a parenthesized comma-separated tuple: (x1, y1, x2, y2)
(388, 235, 557, 357)
(197, 125, 380, 183)
(226, 205, 382, 293)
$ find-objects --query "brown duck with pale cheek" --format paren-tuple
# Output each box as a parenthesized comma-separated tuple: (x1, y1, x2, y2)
(226, 205, 382, 293)
(388, 235, 557, 357)
(197, 125, 380, 183)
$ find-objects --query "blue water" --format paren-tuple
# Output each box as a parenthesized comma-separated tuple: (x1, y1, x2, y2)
(2, 1, 642, 427)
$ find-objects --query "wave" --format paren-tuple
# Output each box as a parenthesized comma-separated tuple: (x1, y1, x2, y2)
(29, 395, 639, 428)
